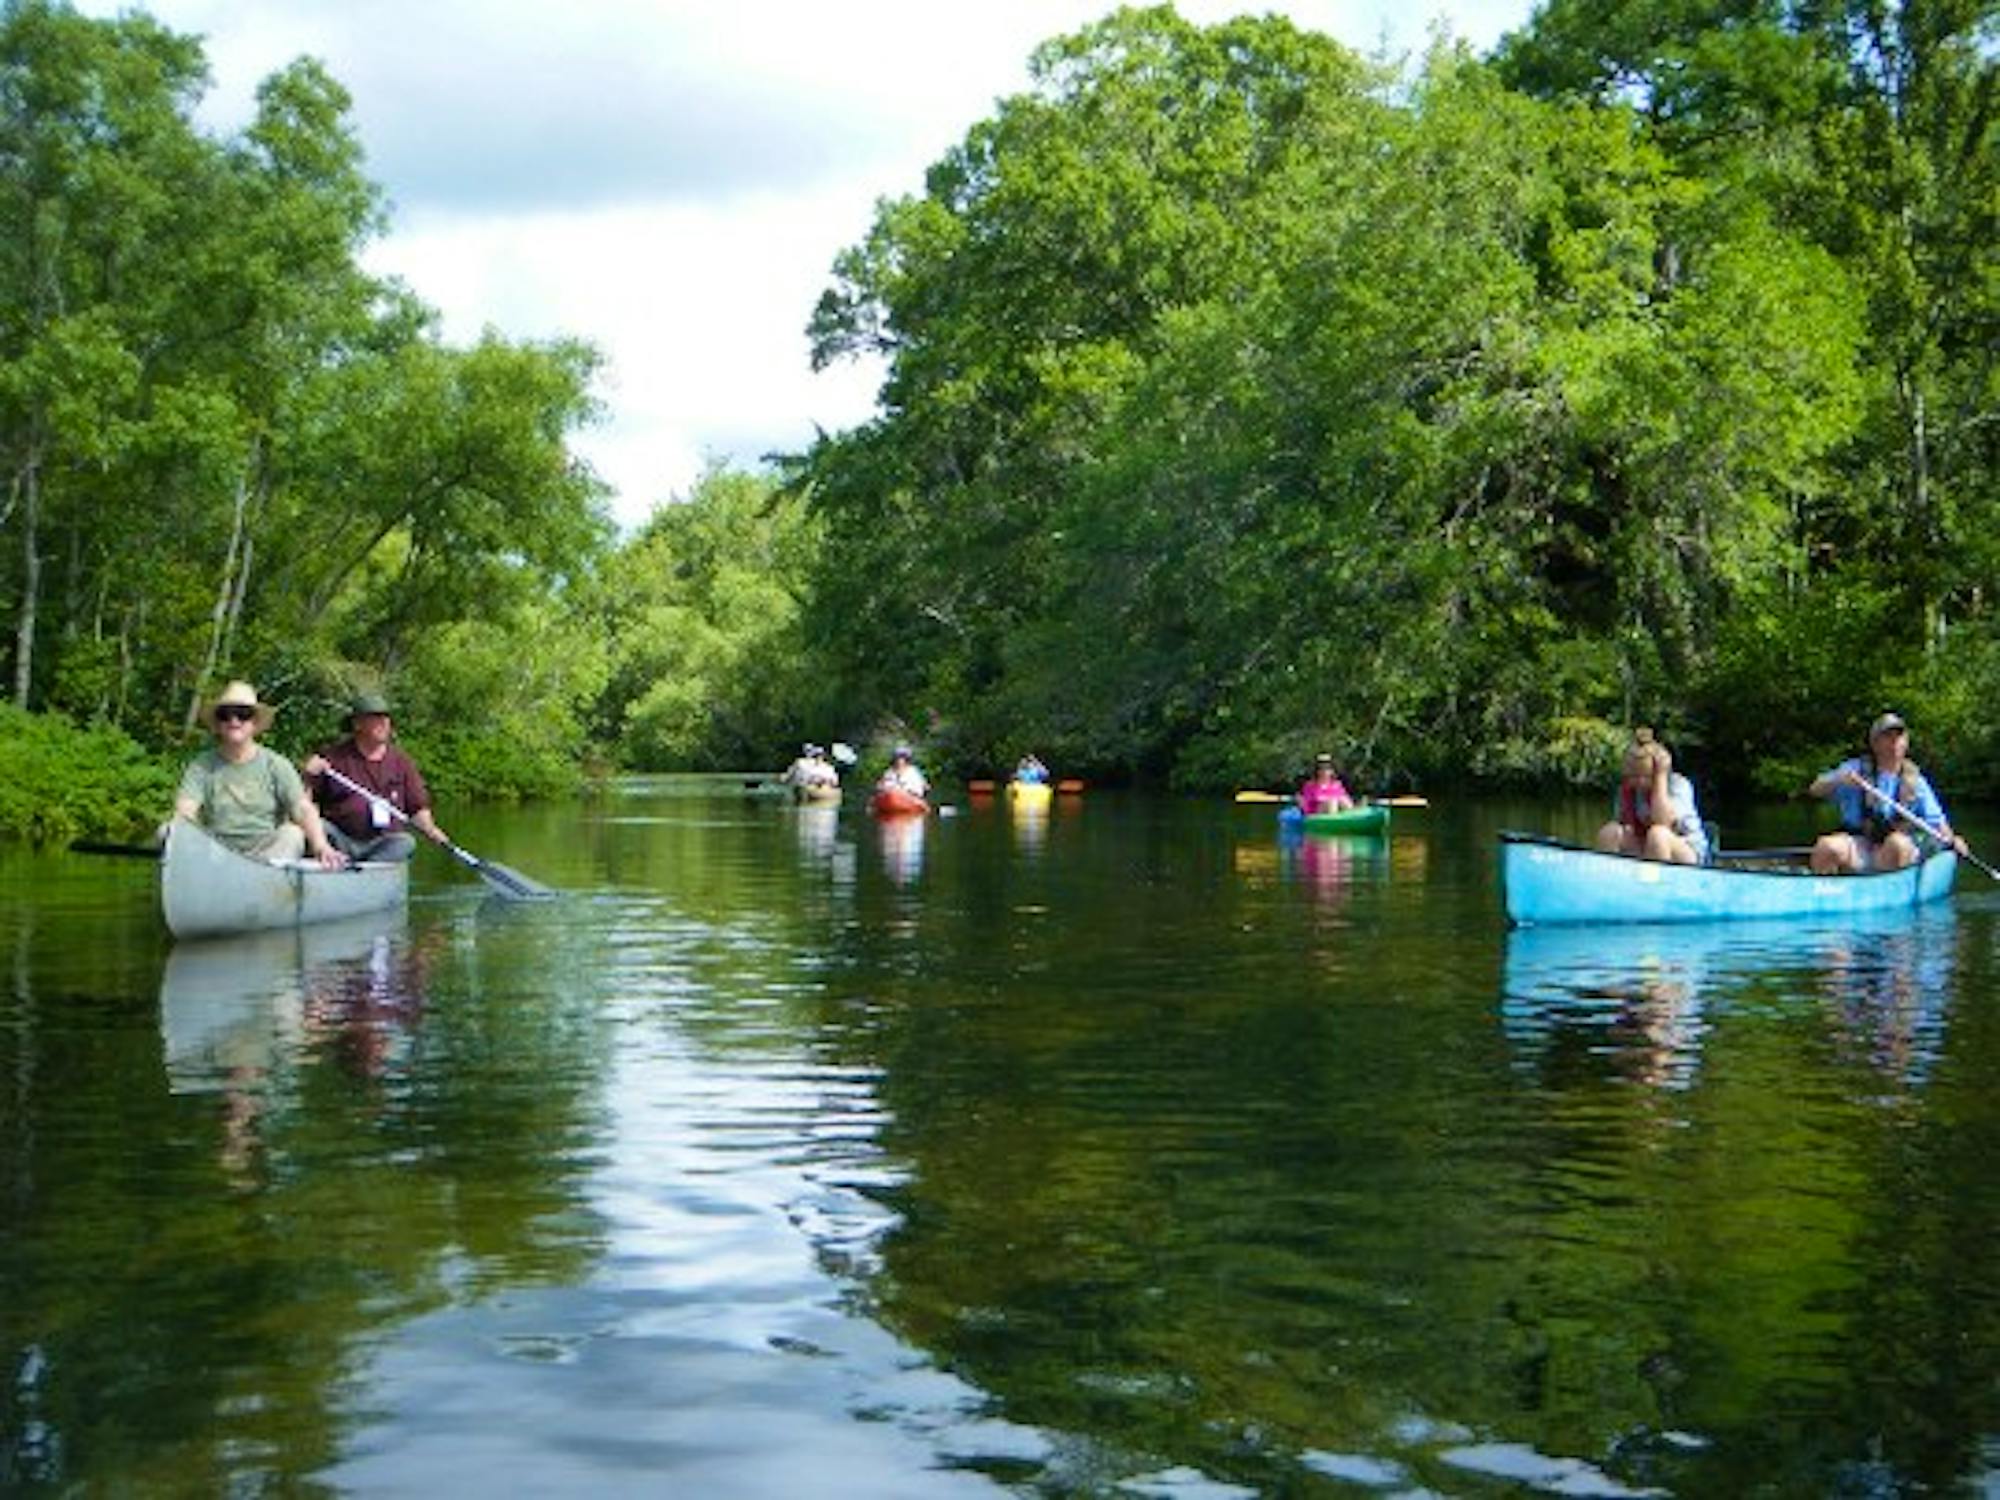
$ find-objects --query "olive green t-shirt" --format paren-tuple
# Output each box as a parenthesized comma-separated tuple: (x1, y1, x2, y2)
(177, 747, 305, 852)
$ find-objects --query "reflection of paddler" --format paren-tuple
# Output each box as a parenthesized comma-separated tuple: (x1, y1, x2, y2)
(1296, 832, 1352, 893)
(161, 912, 410, 1092)
(301, 921, 439, 1079)
(159, 927, 312, 1095)
(878, 812, 925, 884)
(160, 911, 409, 1183)
(793, 802, 840, 858)
(1500, 925, 1711, 1092)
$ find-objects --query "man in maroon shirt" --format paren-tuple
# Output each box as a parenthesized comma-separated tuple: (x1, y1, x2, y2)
(303, 693, 451, 862)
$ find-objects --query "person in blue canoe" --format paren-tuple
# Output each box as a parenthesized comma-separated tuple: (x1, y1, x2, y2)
(1595, 727, 1708, 865)
(1808, 712, 1967, 874)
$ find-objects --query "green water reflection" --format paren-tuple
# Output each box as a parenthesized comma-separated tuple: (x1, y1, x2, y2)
(5, 784, 2000, 1494)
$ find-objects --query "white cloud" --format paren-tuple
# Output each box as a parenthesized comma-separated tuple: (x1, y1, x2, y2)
(77, 0, 1536, 526)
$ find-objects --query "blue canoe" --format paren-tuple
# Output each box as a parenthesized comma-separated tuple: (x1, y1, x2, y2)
(1500, 832, 1958, 926)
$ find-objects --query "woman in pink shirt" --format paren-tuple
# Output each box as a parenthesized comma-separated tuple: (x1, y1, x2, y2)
(1296, 753, 1355, 815)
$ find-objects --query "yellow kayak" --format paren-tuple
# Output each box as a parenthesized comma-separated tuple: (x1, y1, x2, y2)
(1008, 781, 1054, 809)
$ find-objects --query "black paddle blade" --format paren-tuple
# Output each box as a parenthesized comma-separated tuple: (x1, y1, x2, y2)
(473, 858, 557, 900)
(69, 840, 163, 860)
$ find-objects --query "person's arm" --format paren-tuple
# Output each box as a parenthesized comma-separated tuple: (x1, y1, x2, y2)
(1914, 775, 1968, 853)
(402, 757, 444, 841)
(1645, 752, 1680, 828)
(173, 759, 206, 824)
(1666, 775, 1705, 837)
(291, 794, 347, 868)
(270, 753, 344, 868)
(1808, 758, 1859, 799)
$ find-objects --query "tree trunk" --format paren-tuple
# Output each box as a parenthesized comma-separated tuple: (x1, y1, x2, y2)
(187, 449, 260, 731)
(12, 458, 40, 710)
(1906, 374, 1940, 658)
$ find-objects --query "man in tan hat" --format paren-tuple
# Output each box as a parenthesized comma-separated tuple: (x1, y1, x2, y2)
(302, 692, 449, 862)
(173, 681, 346, 867)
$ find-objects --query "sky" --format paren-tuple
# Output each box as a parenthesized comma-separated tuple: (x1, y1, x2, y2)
(79, 0, 1538, 528)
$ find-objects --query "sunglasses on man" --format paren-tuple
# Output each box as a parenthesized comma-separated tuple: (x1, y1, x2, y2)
(214, 704, 258, 723)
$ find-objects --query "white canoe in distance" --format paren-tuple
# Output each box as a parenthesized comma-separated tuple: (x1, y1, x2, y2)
(161, 819, 408, 940)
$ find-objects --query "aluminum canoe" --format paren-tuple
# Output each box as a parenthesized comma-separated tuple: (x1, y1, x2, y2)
(161, 819, 408, 939)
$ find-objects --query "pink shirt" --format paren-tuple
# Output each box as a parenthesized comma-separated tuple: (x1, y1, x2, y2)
(1297, 777, 1350, 814)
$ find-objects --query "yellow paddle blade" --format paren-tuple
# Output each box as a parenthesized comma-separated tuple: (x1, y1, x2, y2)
(1234, 790, 1288, 803)
(1378, 795, 1430, 808)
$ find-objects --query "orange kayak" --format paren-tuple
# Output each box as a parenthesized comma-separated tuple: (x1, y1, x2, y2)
(871, 787, 930, 817)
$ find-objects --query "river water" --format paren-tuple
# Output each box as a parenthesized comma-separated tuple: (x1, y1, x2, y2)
(4, 780, 2000, 1496)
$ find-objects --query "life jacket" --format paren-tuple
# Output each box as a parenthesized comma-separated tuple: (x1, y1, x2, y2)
(1617, 781, 1650, 837)
(1848, 759, 1926, 843)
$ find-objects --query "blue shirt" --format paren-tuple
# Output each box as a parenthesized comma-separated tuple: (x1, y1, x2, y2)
(1825, 757, 1946, 839)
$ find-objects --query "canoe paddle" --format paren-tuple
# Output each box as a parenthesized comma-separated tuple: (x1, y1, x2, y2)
(1852, 777, 2000, 881)
(69, 839, 162, 860)
(316, 765, 556, 900)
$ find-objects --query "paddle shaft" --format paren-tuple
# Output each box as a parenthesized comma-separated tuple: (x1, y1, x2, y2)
(1851, 776, 2000, 880)
(316, 764, 550, 895)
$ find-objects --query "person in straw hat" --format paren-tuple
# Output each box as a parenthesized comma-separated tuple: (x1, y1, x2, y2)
(302, 691, 450, 862)
(172, 680, 346, 867)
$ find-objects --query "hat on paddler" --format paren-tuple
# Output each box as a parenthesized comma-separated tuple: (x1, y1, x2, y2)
(347, 691, 392, 725)
(1870, 711, 1908, 738)
(205, 679, 275, 731)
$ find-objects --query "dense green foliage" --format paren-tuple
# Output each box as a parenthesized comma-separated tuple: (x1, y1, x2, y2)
(799, 4, 1999, 792)
(5, 0, 1996, 819)
(0, 703, 171, 841)
(0, 0, 611, 834)
(586, 467, 832, 771)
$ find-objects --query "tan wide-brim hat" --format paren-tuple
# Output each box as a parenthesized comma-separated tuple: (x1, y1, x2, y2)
(204, 679, 275, 732)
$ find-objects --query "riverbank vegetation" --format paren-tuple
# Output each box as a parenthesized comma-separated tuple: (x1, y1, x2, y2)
(1, 1, 1995, 840)
(0, 0, 610, 835)
(798, 5, 1999, 795)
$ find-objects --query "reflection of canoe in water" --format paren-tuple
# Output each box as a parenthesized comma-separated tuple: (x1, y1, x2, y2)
(792, 782, 842, 804)
(1501, 905, 1958, 1087)
(160, 912, 404, 1092)
(1500, 832, 1957, 925)
(871, 787, 929, 817)
(162, 820, 407, 939)
(1280, 804, 1390, 835)
(1007, 781, 1053, 809)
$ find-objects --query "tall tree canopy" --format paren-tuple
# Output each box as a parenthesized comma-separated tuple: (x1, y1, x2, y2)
(800, 5, 1929, 789)
(0, 0, 610, 787)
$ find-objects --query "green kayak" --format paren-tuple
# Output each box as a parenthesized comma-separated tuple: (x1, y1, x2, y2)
(1293, 804, 1390, 836)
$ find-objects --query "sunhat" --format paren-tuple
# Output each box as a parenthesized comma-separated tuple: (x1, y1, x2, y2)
(205, 680, 275, 732)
